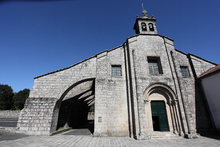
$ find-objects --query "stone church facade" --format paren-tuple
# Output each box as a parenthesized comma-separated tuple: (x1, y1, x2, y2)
(17, 11, 217, 139)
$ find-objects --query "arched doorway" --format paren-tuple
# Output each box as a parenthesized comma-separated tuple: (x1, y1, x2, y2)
(50, 78, 95, 135)
(144, 83, 182, 136)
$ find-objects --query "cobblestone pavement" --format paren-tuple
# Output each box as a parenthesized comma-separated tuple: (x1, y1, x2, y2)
(0, 132, 220, 147)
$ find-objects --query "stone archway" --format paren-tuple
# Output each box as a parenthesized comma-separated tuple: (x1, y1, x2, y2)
(50, 78, 95, 134)
(144, 83, 183, 136)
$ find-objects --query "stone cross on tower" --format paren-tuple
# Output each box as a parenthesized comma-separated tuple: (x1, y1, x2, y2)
(133, 5, 158, 35)
(142, 9, 148, 17)
(141, 2, 148, 17)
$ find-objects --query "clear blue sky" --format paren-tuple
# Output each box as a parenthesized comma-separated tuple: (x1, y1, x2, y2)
(0, 0, 220, 92)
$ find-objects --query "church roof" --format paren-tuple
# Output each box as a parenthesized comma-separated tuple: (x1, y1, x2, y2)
(199, 64, 220, 79)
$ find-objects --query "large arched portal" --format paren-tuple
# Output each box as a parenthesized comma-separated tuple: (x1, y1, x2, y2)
(144, 83, 183, 136)
(50, 78, 95, 135)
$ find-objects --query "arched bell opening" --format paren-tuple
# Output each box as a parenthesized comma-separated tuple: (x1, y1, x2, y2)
(50, 78, 95, 135)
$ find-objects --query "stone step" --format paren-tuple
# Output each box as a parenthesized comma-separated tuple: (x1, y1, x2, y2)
(151, 132, 182, 139)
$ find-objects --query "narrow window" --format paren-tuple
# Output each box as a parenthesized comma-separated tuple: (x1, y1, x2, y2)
(180, 66, 190, 78)
(149, 23, 154, 31)
(112, 65, 122, 77)
(141, 22, 147, 31)
(147, 57, 163, 75)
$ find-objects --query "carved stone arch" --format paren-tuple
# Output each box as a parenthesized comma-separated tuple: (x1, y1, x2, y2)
(143, 83, 182, 136)
(144, 83, 177, 104)
(50, 78, 95, 133)
(57, 78, 96, 101)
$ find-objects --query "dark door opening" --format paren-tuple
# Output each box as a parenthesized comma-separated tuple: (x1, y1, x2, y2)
(151, 101, 169, 131)
(56, 97, 94, 134)
(152, 116, 160, 131)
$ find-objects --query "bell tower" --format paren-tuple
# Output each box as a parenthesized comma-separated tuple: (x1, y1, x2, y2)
(134, 9, 158, 35)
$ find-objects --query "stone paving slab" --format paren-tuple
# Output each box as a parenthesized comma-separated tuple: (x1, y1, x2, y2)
(0, 134, 220, 147)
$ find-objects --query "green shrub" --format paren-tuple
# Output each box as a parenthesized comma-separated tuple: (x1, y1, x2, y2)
(0, 84, 14, 110)
(13, 89, 30, 110)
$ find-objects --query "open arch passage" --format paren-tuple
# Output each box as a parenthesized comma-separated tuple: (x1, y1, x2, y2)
(151, 101, 169, 131)
(57, 96, 94, 133)
(51, 78, 95, 135)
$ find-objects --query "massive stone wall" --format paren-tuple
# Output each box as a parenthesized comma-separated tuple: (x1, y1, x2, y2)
(171, 51, 196, 136)
(18, 57, 97, 135)
(126, 35, 190, 138)
(18, 98, 57, 135)
(94, 47, 129, 136)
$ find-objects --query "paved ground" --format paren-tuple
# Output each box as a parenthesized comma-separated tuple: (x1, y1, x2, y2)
(63, 129, 92, 135)
(0, 119, 219, 147)
(0, 130, 220, 147)
(0, 130, 28, 142)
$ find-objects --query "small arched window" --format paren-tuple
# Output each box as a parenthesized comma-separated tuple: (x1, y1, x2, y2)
(148, 23, 154, 31)
(141, 22, 147, 31)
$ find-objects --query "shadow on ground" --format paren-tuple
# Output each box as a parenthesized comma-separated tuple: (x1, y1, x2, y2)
(0, 130, 28, 141)
(200, 133, 220, 141)
(63, 128, 92, 136)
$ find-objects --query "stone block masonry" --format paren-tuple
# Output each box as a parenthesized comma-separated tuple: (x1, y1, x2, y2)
(17, 98, 56, 135)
